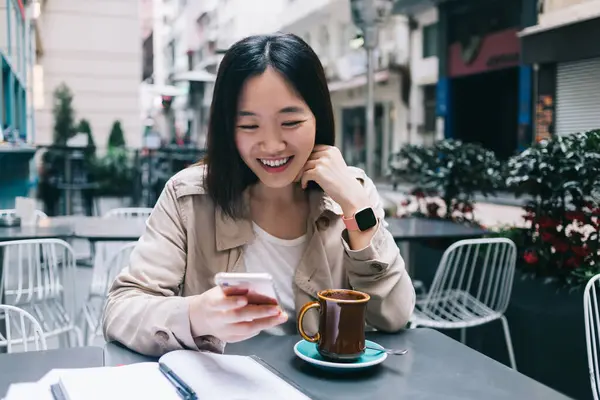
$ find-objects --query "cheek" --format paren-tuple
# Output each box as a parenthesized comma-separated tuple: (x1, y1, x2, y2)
(288, 126, 316, 153)
(235, 133, 252, 160)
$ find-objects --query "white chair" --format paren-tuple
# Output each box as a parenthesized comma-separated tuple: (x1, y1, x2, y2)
(82, 241, 136, 345)
(409, 238, 518, 370)
(584, 273, 600, 400)
(0, 239, 83, 348)
(0, 304, 47, 353)
(0, 209, 47, 220)
(88, 207, 151, 300)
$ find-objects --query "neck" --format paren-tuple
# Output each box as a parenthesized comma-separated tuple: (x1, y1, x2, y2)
(250, 182, 306, 205)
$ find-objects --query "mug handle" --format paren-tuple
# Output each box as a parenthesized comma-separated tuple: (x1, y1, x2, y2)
(297, 301, 321, 343)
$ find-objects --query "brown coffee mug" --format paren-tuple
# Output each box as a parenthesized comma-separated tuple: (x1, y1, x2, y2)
(297, 289, 370, 361)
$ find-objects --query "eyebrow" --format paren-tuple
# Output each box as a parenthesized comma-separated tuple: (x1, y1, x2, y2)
(237, 106, 305, 116)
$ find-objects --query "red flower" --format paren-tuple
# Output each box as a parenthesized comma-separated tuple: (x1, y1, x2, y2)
(541, 232, 555, 242)
(572, 245, 591, 257)
(565, 257, 581, 269)
(462, 204, 474, 213)
(523, 250, 539, 264)
(538, 216, 559, 228)
(565, 211, 586, 222)
(523, 213, 534, 222)
(412, 190, 425, 199)
(553, 240, 569, 253)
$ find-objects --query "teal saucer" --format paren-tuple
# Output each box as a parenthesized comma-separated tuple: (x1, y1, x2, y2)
(293, 339, 387, 371)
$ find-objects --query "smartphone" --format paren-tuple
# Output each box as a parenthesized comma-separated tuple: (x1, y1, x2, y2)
(214, 272, 281, 306)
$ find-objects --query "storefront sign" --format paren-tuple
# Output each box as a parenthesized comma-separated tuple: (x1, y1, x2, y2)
(448, 28, 521, 78)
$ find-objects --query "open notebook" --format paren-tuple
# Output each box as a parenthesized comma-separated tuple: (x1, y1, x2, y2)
(48, 350, 314, 400)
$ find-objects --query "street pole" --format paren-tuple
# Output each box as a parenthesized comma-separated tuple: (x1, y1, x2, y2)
(364, 27, 377, 179)
(350, 0, 393, 178)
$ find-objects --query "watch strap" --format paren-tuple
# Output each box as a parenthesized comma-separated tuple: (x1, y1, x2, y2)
(342, 214, 360, 231)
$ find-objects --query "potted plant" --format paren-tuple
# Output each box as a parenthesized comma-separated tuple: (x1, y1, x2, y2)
(38, 84, 77, 216)
(90, 121, 136, 215)
(389, 139, 503, 224)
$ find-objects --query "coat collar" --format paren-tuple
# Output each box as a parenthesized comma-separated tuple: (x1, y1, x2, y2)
(214, 187, 344, 252)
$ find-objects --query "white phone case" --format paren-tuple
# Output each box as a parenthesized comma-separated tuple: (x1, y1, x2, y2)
(214, 272, 282, 305)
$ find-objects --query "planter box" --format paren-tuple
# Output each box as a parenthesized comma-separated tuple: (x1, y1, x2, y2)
(486, 270, 589, 400)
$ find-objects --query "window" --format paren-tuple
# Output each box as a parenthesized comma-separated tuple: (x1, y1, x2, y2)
(422, 23, 438, 58)
(423, 84, 437, 133)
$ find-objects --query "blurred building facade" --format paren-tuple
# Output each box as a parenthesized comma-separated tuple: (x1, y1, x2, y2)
(520, 0, 600, 139)
(406, 6, 441, 147)
(0, 0, 34, 142)
(144, 0, 423, 178)
(33, 0, 142, 149)
(275, 0, 412, 179)
(395, 0, 539, 159)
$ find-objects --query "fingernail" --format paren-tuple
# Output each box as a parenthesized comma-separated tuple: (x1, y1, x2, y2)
(237, 299, 247, 306)
(279, 312, 288, 321)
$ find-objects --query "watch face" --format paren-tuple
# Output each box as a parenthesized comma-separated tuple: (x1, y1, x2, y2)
(355, 208, 377, 231)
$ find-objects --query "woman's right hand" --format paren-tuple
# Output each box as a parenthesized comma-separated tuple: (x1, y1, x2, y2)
(188, 286, 288, 343)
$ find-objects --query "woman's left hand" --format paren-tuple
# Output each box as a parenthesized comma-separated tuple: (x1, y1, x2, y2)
(300, 145, 371, 216)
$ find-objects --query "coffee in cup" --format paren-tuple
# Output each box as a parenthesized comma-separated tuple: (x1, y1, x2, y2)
(297, 289, 370, 361)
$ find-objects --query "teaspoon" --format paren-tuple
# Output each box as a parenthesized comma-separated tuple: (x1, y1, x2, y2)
(366, 346, 408, 355)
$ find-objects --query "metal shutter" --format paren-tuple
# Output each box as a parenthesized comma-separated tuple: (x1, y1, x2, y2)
(555, 58, 600, 136)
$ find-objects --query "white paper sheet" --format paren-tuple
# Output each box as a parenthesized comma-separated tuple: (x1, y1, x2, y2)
(161, 350, 312, 400)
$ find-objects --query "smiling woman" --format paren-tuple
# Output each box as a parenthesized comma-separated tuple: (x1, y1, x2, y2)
(102, 33, 415, 357)
(204, 34, 335, 218)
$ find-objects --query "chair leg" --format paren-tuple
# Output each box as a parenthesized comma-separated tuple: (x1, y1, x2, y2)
(460, 328, 467, 345)
(500, 316, 517, 370)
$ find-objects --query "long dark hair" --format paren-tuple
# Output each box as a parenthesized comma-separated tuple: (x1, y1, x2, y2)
(203, 32, 335, 219)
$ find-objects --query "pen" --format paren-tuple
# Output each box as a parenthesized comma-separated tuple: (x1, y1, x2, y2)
(159, 363, 197, 400)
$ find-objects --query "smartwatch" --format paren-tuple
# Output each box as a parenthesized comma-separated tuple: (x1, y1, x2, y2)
(342, 207, 378, 231)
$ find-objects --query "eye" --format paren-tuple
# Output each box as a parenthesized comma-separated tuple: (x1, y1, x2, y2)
(237, 124, 259, 130)
(282, 120, 303, 128)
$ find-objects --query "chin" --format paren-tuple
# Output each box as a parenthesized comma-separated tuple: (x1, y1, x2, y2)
(249, 162, 301, 189)
(254, 172, 296, 188)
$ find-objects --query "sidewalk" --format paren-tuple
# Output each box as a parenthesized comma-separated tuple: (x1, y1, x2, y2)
(375, 181, 527, 229)
(375, 180, 531, 208)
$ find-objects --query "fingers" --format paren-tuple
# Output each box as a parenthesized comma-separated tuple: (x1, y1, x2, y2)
(212, 295, 248, 311)
(230, 312, 289, 337)
(225, 304, 282, 323)
(312, 144, 331, 152)
(301, 169, 317, 189)
(303, 160, 318, 170)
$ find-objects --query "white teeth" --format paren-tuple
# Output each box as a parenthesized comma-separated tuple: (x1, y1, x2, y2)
(260, 157, 290, 167)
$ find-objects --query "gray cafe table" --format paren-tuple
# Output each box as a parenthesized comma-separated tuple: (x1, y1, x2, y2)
(0, 346, 105, 396)
(103, 328, 571, 400)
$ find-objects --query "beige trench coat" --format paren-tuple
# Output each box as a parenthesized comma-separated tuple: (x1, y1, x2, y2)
(102, 165, 415, 357)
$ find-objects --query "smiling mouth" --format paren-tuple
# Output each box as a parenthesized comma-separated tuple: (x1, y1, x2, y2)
(257, 156, 294, 172)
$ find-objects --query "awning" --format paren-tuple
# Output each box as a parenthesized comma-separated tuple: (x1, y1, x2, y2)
(173, 69, 216, 83)
(328, 70, 390, 93)
(519, 15, 600, 64)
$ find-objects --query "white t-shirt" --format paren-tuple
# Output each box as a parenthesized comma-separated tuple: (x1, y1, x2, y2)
(243, 222, 307, 335)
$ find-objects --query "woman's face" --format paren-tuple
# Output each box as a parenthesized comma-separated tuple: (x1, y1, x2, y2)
(235, 67, 316, 189)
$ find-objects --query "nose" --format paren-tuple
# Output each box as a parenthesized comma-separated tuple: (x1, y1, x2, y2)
(260, 125, 286, 154)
